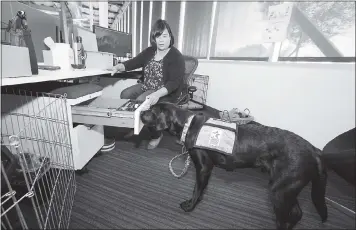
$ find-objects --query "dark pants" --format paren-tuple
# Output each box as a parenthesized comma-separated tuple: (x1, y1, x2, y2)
(120, 84, 161, 139)
(120, 83, 155, 102)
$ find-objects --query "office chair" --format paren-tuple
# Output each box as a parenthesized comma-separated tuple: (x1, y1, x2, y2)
(176, 55, 200, 107)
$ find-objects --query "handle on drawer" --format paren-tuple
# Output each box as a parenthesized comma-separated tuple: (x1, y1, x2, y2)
(85, 124, 95, 130)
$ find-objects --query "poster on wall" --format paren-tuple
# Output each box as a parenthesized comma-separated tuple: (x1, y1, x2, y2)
(262, 2, 294, 43)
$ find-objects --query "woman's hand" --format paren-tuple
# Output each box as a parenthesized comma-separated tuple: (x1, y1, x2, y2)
(147, 87, 168, 105)
(141, 88, 169, 111)
(141, 92, 160, 111)
(111, 63, 125, 76)
(146, 93, 160, 105)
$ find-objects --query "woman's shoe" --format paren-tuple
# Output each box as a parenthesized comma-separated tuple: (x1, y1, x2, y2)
(147, 133, 163, 150)
(101, 138, 116, 152)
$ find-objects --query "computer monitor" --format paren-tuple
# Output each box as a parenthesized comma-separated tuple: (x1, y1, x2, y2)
(93, 25, 132, 57)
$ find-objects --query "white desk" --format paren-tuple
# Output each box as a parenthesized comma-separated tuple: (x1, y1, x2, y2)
(2, 68, 111, 86)
(1, 67, 145, 171)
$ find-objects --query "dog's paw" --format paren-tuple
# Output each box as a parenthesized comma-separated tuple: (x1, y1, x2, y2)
(134, 139, 142, 148)
(180, 199, 194, 212)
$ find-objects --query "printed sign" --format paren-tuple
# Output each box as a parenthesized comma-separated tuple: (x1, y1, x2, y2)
(262, 2, 294, 43)
(209, 129, 222, 147)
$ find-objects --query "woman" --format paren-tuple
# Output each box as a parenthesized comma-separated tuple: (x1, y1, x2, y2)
(111, 19, 185, 149)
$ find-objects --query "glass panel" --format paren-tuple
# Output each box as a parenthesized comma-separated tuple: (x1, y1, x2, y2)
(135, 2, 141, 55)
(211, 2, 272, 58)
(151, 1, 162, 26)
(279, 1, 355, 58)
(165, 1, 181, 48)
(141, 1, 150, 50)
(182, 1, 212, 58)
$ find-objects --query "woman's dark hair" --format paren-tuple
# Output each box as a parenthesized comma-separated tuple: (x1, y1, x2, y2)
(150, 19, 174, 48)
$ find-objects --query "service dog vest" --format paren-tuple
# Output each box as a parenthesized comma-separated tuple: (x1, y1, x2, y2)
(181, 116, 237, 155)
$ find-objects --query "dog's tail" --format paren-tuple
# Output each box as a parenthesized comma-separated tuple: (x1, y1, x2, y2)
(311, 152, 328, 223)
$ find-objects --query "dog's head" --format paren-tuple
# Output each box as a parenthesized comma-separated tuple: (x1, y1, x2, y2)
(140, 102, 187, 135)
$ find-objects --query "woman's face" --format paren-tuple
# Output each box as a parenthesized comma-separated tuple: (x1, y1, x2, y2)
(155, 28, 171, 51)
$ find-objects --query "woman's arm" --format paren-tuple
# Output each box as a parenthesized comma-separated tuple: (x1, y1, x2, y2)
(148, 55, 185, 99)
(122, 47, 153, 71)
(164, 55, 185, 94)
(152, 87, 168, 97)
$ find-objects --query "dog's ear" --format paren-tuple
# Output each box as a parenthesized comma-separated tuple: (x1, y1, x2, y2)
(155, 109, 171, 131)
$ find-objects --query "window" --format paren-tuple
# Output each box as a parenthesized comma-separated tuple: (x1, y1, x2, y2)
(141, 1, 150, 50)
(151, 1, 162, 26)
(165, 1, 180, 48)
(132, 1, 355, 62)
(125, 4, 132, 34)
(182, 1, 213, 58)
(135, 1, 141, 55)
(210, 2, 273, 60)
(279, 1, 355, 62)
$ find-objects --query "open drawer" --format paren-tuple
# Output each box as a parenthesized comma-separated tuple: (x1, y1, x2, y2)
(72, 97, 145, 135)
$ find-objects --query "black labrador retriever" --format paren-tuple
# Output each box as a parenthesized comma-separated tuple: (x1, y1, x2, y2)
(140, 102, 328, 230)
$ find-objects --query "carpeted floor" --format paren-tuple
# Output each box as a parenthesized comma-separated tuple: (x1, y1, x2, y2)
(69, 123, 355, 229)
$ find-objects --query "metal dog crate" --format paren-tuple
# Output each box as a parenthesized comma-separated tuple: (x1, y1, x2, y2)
(1, 89, 76, 229)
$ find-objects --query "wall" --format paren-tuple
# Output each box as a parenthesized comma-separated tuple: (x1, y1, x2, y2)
(1, 1, 60, 62)
(195, 60, 355, 149)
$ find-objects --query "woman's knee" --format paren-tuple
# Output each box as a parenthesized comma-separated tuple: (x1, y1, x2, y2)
(120, 88, 133, 99)
(135, 94, 146, 102)
(136, 89, 155, 102)
(120, 84, 142, 99)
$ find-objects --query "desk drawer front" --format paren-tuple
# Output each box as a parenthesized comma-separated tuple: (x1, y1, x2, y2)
(72, 97, 143, 134)
(72, 113, 134, 128)
(72, 107, 134, 118)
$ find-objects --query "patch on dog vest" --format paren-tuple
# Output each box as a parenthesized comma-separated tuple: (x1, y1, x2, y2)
(194, 118, 237, 155)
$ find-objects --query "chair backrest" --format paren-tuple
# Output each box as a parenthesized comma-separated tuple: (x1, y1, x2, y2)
(183, 55, 199, 85)
(175, 55, 199, 105)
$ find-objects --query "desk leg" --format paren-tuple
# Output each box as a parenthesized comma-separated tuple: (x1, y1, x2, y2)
(67, 103, 104, 172)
